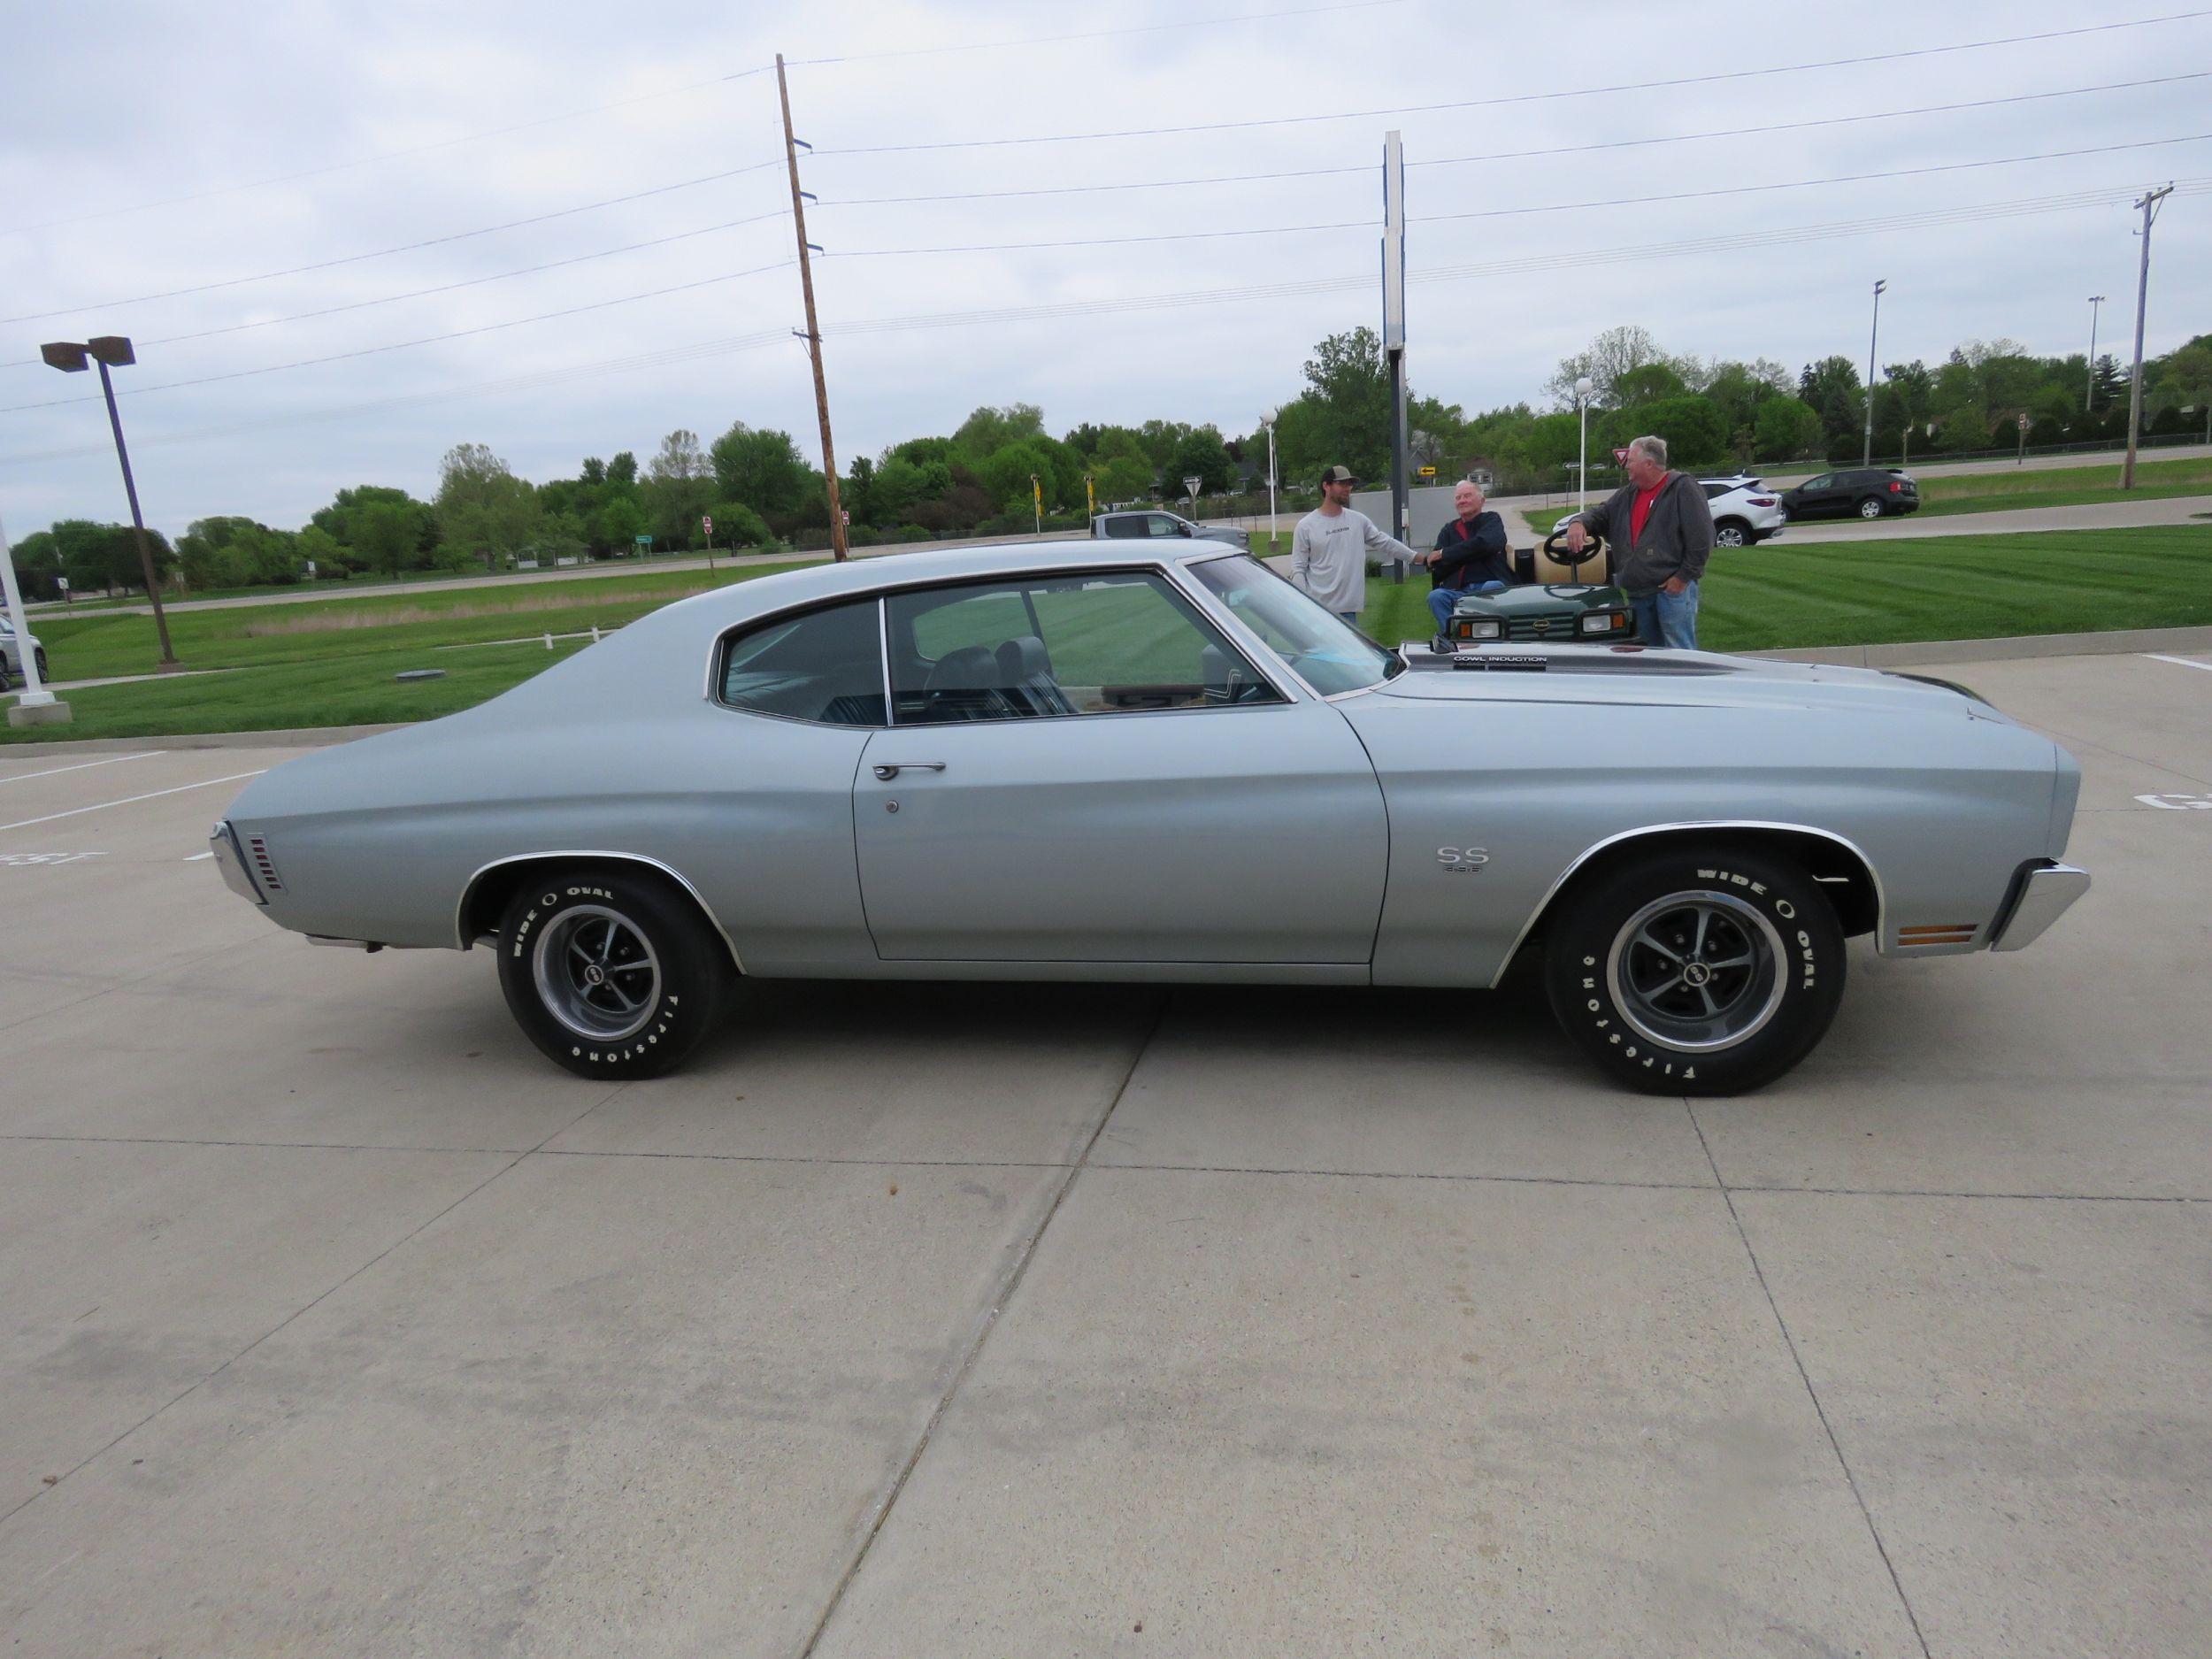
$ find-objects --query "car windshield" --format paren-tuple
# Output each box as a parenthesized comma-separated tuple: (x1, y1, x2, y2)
(1186, 556, 1401, 695)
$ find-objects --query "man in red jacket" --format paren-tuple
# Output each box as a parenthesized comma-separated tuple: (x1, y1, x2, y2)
(1563, 434, 1712, 649)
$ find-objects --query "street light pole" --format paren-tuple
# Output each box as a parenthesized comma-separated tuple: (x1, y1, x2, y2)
(40, 334, 180, 668)
(1863, 280, 1886, 467)
(1261, 407, 1279, 550)
(2085, 294, 2106, 411)
(1574, 377, 1593, 511)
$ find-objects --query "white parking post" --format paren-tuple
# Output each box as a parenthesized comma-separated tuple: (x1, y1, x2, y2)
(1, 511, 70, 727)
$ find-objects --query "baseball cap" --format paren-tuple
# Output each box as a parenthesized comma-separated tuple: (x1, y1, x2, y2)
(1319, 465, 1357, 485)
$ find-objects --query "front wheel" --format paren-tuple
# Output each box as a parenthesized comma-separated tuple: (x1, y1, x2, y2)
(1855, 496, 1886, 520)
(1543, 845, 1846, 1095)
(496, 866, 733, 1079)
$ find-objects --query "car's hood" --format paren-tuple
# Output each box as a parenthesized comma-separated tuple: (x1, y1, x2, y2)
(1378, 645, 2018, 724)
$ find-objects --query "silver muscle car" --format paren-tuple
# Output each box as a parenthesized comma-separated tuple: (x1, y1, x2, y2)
(209, 542, 2088, 1094)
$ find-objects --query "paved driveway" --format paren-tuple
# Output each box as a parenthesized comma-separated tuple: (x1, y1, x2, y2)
(2, 652, 2207, 1656)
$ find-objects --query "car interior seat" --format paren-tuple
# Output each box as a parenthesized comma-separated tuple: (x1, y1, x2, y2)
(994, 634, 1076, 717)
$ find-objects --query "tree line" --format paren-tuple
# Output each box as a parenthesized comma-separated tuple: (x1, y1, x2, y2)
(10, 322, 2207, 599)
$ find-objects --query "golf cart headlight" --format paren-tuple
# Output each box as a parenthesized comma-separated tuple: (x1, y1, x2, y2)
(1456, 618, 1503, 641)
(1578, 611, 1623, 635)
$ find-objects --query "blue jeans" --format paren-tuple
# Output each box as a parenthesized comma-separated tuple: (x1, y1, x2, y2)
(1427, 580, 1507, 634)
(1630, 580, 1700, 649)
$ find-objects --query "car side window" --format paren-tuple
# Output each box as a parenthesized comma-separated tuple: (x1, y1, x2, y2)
(718, 598, 886, 726)
(1701, 483, 1728, 500)
(1145, 514, 1182, 537)
(886, 572, 1283, 725)
(1801, 474, 1832, 491)
(1101, 515, 1144, 540)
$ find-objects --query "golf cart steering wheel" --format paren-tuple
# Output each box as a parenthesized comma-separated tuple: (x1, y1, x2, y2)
(1542, 524, 1606, 583)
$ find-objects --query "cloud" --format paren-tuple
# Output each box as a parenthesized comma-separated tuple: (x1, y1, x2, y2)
(2, 0, 2205, 535)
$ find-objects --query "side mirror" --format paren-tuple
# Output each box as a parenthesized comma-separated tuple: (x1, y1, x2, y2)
(1178, 522, 1194, 536)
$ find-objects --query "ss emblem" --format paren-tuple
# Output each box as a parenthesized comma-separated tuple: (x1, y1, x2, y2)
(1436, 846, 1490, 872)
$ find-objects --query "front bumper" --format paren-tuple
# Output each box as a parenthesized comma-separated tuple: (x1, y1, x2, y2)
(1990, 861, 2090, 951)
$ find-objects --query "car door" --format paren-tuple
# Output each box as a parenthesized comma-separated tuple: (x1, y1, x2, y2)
(853, 566, 1389, 963)
(1793, 473, 1838, 518)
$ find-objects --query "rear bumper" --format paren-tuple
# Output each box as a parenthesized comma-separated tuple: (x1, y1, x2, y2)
(1990, 860, 2090, 951)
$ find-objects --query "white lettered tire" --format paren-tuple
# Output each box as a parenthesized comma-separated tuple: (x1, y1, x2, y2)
(1543, 844, 1846, 1095)
(496, 866, 732, 1079)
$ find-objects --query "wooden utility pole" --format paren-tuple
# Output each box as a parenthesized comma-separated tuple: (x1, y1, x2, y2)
(2121, 183, 2172, 491)
(775, 53, 849, 560)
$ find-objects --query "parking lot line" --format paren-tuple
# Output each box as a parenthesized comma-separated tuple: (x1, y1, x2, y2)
(0, 751, 164, 786)
(2143, 653, 2212, 673)
(0, 769, 265, 833)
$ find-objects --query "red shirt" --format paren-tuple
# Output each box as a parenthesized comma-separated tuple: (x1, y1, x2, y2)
(1629, 480, 1666, 543)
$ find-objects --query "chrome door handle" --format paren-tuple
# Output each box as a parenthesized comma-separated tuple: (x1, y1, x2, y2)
(872, 762, 947, 780)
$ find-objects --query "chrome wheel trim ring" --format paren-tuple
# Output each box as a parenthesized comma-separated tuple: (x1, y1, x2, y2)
(531, 903, 661, 1042)
(1604, 888, 1787, 1053)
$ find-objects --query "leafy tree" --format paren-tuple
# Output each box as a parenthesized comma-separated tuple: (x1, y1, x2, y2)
(951, 403, 1045, 458)
(1294, 326, 1394, 480)
(1752, 397, 1824, 462)
(351, 500, 421, 581)
(645, 427, 715, 545)
(605, 451, 640, 492)
(2089, 353, 2127, 413)
(1094, 453, 1155, 504)
(1545, 325, 1687, 409)
(311, 485, 434, 573)
(704, 502, 772, 548)
(1611, 363, 1690, 409)
(1799, 356, 1865, 457)
(1166, 426, 1235, 495)
(10, 531, 64, 600)
(595, 495, 647, 554)
(710, 421, 810, 515)
(434, 442, 542, 569)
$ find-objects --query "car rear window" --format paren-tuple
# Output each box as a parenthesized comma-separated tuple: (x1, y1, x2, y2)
(718, 598, 887, 726)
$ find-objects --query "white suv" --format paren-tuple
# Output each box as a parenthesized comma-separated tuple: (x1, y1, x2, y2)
(0, 612, 46, 687)
(1701, 476, 1787, 548)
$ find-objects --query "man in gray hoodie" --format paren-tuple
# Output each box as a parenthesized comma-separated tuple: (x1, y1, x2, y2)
(1563, 434, 1712, 649)
(1290, 465, 1421, 624)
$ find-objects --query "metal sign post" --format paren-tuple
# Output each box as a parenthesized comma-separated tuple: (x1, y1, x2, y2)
(1381, 131, 1409, 557)
(1182, 475, 1202, 518)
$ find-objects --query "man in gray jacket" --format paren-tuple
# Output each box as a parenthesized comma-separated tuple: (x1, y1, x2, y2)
(1290, 465, 1421, 623)
(1563, 434, 1711, 649)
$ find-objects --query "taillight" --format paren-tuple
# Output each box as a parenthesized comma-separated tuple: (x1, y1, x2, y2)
(1889, 481, 1902, 492)
(1749, 495, 1777, 506)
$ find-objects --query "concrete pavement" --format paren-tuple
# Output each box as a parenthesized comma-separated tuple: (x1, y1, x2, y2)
(1, 650, 2208, 1656)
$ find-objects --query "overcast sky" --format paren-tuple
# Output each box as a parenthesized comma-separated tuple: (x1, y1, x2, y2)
(2, 0, 2206, 539)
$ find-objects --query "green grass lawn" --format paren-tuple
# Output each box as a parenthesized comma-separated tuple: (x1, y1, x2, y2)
(28, 560, 807, 681)
(3, 639, 595, 743)
(10, 526, 2208, 742)
(1356, 525, 2212, 653)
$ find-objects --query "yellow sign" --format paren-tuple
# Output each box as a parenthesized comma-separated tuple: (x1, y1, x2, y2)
(1417, 465, 1437, 477)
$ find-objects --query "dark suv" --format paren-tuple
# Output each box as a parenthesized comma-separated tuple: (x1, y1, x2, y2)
(1779, 467, 1920, 522)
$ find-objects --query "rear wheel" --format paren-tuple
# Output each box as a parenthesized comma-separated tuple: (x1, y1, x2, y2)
(495, 866, 732, 1079)
(1712, 519, 1749, 548)
(1543, 844, 1846, 1094)
(1855, 496, 1886, 520)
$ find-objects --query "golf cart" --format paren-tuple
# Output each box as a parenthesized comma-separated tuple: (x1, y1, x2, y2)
(1431, 526, 1636, 650)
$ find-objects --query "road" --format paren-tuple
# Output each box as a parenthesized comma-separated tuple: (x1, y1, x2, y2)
(2, 647, 2208, 1656)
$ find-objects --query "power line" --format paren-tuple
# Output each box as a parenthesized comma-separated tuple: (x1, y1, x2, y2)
(0, 262, 795, 414)
(819, 137, 2212, 257)
(812, 11, 2212, 154)
(1, 1, 1402, 238)
(19, 179, 2204, 449)
(1, 166, 787, 325)
(814, 72, 2212, 206)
